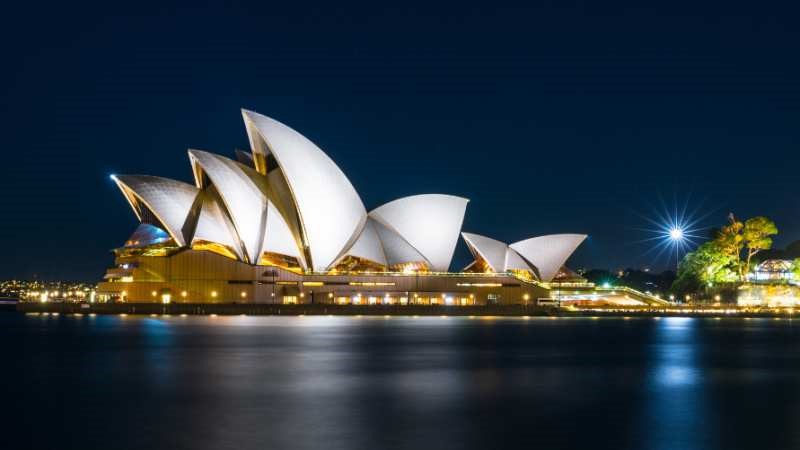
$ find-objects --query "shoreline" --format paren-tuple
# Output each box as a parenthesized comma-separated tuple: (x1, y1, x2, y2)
(13, 302, 800, 319)
(17, 302, 550, 317)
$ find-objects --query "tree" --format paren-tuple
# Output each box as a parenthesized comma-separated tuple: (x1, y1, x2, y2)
(742, 216, 778, 279)
(685, 241, 738, 284)
(670, 213, 780, 298)
(672, 240, 738, 296)
(716, 214, 744, 280)
(714, 214, 778, 281)
(793, 258, 800, 280)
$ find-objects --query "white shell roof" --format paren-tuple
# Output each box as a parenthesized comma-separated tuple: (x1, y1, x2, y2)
(242, 110, 367, 271)
(509, 234, 587, 281)
(504, 248, 533, 272)
(461, 232, 508, 272)
(192, 188, 243, 260)
(109, 110, 586, 277)
(344, 218, 387, 266)
(263, 201, 302, 260)
(188, 149, 268, 264)
(370, 194, 469, 272)
(371, 219, 428, 267)
(111, 174, 198, 247)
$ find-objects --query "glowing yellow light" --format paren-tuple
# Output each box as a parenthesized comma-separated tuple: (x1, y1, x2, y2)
(181, 291, 187, 298)
(211, 291, 217, 298)
(151, 291, 157, 297)
(240, 291, 247, 298)
(302, 281, 324, 287)
(523, 294, 530, 301)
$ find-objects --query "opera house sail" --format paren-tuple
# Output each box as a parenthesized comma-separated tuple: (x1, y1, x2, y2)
(98, 110, 589, 305)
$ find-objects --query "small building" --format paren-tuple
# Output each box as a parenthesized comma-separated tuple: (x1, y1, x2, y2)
(749, 259, 796, 283)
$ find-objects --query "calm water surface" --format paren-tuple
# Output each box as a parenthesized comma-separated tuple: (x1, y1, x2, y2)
(3, 312, 800, 450)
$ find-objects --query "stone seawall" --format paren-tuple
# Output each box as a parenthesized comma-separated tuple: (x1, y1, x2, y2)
(17, 302, 551, 317)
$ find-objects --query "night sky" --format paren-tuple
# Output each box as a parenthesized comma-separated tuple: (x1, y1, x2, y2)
(1, 1, 798, 281)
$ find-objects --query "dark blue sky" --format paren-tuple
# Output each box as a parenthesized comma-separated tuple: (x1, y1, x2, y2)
(1, 1, 798, 280)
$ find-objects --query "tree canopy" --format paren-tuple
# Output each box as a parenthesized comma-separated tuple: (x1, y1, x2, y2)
(671, 213, 779, 295)
(742, 216, 779, 278)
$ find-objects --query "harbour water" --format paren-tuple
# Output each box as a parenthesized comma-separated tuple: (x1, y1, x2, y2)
(3, 312, 800, 449)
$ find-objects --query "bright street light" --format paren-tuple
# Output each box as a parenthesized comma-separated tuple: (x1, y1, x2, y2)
(636, 195, 709, 272)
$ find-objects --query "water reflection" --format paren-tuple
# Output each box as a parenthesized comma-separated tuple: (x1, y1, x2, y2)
(7, 314, 800, 449)
(639, 318, 713, 450)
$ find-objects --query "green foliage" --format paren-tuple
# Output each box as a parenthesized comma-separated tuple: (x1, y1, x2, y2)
(794, 258, 800, 279)
(671, 213, 779, 296)
(743, 216, 778, 251)
(716, 215, 744, 280)
(672, 241, 738, 296)
(742, 216, 778, 277)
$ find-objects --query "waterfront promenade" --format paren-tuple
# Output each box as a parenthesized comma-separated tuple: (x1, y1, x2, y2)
(15, 301, 800, 319)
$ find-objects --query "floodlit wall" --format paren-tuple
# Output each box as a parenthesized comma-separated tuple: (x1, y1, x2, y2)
(97, 250, 548, 305)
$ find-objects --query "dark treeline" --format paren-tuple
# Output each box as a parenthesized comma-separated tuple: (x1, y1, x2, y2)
(582, 268, 675, 295)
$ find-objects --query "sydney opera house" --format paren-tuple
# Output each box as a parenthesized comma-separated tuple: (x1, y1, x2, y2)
(97, 110, 589, 305)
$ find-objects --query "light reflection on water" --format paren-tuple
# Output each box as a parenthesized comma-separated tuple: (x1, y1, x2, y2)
(4, 314, 800, 449)
(639, 317, 712, 450)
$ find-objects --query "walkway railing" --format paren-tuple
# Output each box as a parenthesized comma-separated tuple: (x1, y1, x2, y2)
(593, 286, 671, 305)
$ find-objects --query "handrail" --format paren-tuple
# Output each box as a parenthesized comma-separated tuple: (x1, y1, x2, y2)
(594, 286, 671, 305)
